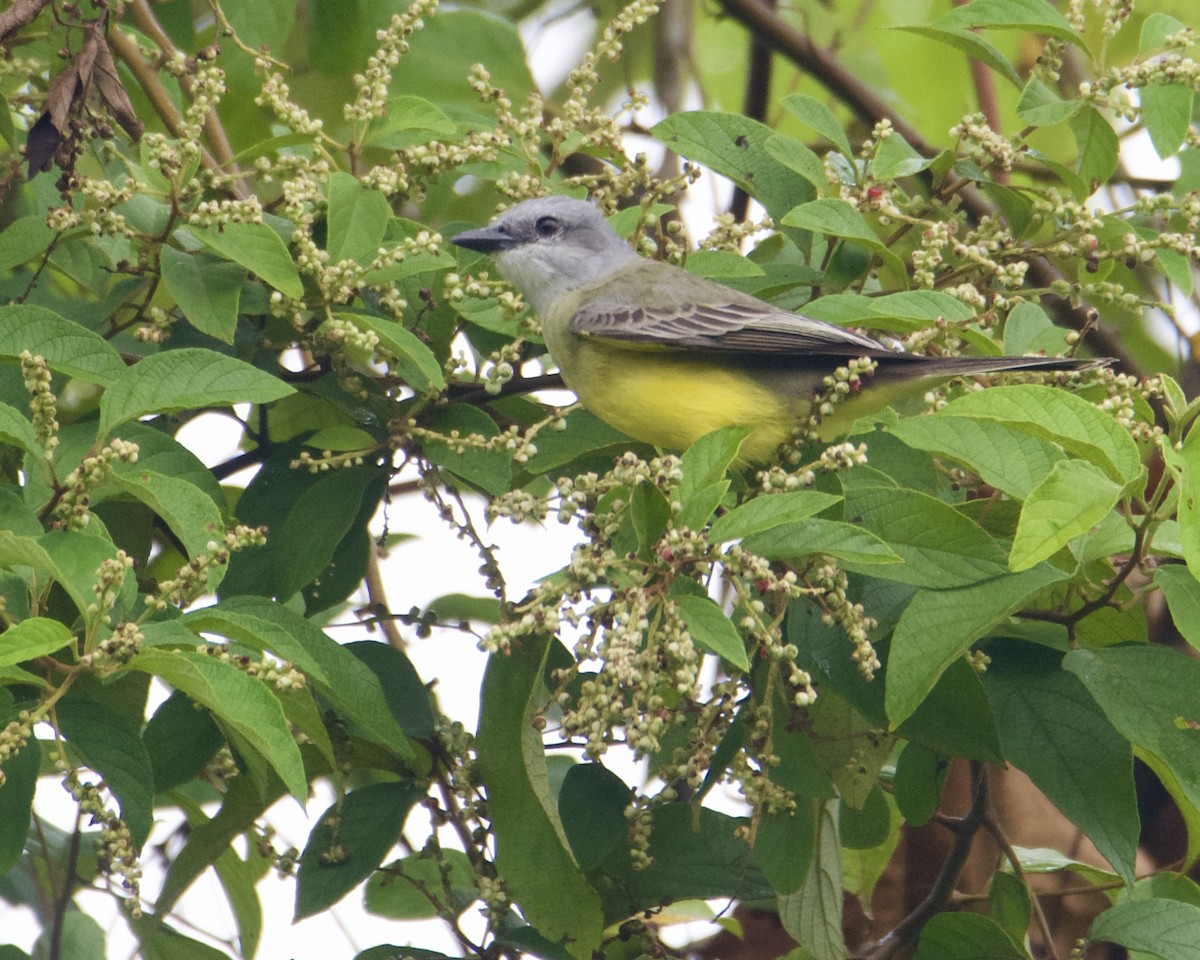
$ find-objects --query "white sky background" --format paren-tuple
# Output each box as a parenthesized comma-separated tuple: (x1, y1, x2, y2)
(5, 4, 1197, 958)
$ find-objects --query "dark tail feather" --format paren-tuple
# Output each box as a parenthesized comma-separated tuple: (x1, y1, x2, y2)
(874, 353, 1112, 380)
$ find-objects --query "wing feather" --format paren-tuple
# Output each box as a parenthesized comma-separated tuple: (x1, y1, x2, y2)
(569, 297, 895, 357)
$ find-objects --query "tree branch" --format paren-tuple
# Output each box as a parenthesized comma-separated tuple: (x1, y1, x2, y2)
(861, 762, 989, 960)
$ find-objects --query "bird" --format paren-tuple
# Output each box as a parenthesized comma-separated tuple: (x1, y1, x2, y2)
(451, 196, 1107, 464)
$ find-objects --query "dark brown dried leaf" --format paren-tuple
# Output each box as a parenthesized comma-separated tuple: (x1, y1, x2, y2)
(88, 24, 143, 141)
(0, 0, 52, 44)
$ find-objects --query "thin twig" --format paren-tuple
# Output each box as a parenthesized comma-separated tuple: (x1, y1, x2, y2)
(48, 807, 84, 960)
(363, 545, 407, 650)
(979, 811, 1061, 960)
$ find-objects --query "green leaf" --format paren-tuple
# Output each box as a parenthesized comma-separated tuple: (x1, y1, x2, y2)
(365, 849, 477, 919)
(893, 23, 1022, 89)
(220, 456, 381, 601)
(1157, 566, 1200, 653)
(711, 491, 842, 542)
(873, 131, 935, 179)
(0, 215, 56, 273)
(342, 313, 446, 392)
(782, 199, 906, 279)
(983, 648, 1137, 886)
(133, 916, 242, 960)
(901, 658, 1003, 763)
(887, 564, 1066, 726)
(0, 404, 39, 459)
(843, 791, 902, 910)
(1010, 459, 1123, 571)
(185, 600, 417, 756)
(160, 247, 244, 343)
(98, 348, 295, 437)
(0, 618, 73, 667)
(1009, 846, 1118, 884)
(842, 485, 1009, 587)
(295, 781, 421, 919)
(1141, 13, 1188, 52)
(989, 871, 1032, 947)
(651, 112, 816, 222)
(742, 518, 902, 567)
(39, 531, 129, 620)
(364, 95, 458, 149)
(57, 699, 154, 847)
(935, 0, 1081, 44)
(1070, 106, 1119, 187)
(892, 742, 945, 826)
(675, 595, 750, 671)
(777, 799, 845, 960)
(613, 804, 773, 912)
(157, 773, 284, 913)
(631, 481, 671, 559)
(477, 634, 603, 957)
(679, 426, 750, 500)
(889, 416, 1063, 499)
(780, 94, 853, 157)
(1089, 898, 1200, 960)
(127, 649, 308, 801)
(1141, 83, 1194, 159)
(1162, 430, 1200, 581)
(913, 912, 1024, 959)
(31, 911, 105, 960)
(558, 762, 632, 874)
(1065, 646, 1200, 816)
(763, 135, 827, 191)
(0, 305, 126, 386)
(222, 0, 295, 48)
(936, 385, 1142, 486)
(1017, 76, 1081, 126)
(326, 172, 392, 265)
(684, 250, 765, 279)
(755, 695, 833, 893)
(142, 690, 223, 793)
(104, 469, 225, 561)
(190, 221, 303, 299)
(421, 404, 513, 497)
(0, 734, 38, 871)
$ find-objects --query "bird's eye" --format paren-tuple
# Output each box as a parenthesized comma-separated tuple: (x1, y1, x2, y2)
(534, 216, 560, 238)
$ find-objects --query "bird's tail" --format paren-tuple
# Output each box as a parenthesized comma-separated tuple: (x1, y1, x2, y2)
(875, 353, 1112, 380)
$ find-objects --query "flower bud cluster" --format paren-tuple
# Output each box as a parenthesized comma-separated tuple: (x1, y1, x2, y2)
(625, 796, 655, 869)
(197, 644, 306, 692)
(345, 0, 439, 123)
(92, 622, 144, 667)
(795, 358, 878, 441)
(134, 305, 175, 344)
(810, 562, 880, 679)
(255, 60, 325, 137)
(951, 113, 1019, 171)
(293, 448, 370, 473)
(152, 525, 267, 610)
(20, 351, 59, 460)
(179, 59, 227, 143)
(0, 711, 35, 786)
(52, 439, 141, 530)
(89, 551, 134, 624)
(64, 770, 142, 913)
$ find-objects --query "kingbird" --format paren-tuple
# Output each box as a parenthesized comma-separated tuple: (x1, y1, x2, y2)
(451, 196, 1105, 463)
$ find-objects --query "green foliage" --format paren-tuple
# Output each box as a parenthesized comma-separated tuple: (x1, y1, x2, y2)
(0, 0, 1198, 959)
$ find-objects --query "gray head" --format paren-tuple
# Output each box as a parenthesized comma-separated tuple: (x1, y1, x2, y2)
(451, 196, 639, 315)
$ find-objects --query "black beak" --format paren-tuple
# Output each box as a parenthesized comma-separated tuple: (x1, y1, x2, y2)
(450, 225, 514, 254)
